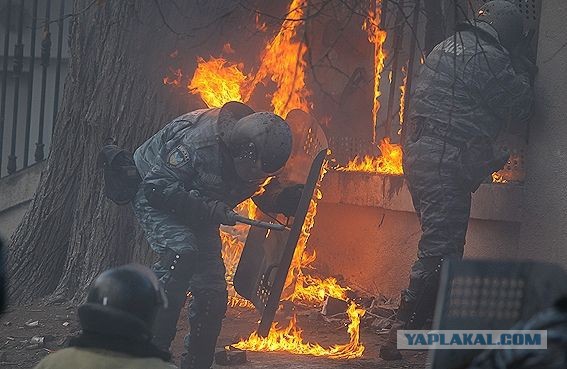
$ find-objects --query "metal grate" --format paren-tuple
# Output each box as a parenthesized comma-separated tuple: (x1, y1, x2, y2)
(448, 276, 524, 320)
(0, 0, 70, 178)
(328, 136, 378, 166)
(429, 259, 567, 369)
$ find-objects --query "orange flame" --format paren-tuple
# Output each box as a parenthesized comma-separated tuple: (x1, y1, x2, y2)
(337, 138, 403, 175)
(281, 162, 349, 305)
(233, 302, 365, 359)
(255, 13, 268, 32)
(163, 67, 182, 87)
(491, 153, 523, 184)
(399, 65, 408, 131)
(364, 1, 388, 143)
(253, 0, 310, 116)
(187, 57, 251, 108)
(184, 0, 309, 116)
(253, 176, 274, 197)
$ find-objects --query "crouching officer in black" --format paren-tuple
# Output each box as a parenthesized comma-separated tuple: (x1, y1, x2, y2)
(34, 264, 175, 369)
(132, 101, 301, 369)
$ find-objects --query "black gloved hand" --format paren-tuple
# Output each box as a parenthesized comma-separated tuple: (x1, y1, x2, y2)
(275, 184, 304, 217)
(207, 201, 237, 226)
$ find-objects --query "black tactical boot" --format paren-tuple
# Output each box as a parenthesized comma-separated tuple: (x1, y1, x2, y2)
(180, 290, 227, 369)
(379, 319, 404, 360)
(379, 297, 416, 361)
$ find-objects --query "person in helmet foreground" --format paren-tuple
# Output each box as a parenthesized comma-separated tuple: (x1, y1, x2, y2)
(380, 1, 535, 360)
(132, 101, 302, 369)
(34, 264, 176, 369)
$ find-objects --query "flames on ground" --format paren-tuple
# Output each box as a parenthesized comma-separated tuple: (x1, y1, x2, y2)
(233, 302, 365, 359)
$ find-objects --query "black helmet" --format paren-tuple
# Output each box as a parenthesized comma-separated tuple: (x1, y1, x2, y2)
(227, 112, 293, 182)
(477, 1, 524, 51)
(82, 264, 167, 335)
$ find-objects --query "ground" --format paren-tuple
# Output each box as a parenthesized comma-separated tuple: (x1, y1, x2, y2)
(0, 301, 426, 369)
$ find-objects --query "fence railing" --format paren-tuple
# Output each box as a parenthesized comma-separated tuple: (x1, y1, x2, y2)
(0, 0, 70, 178)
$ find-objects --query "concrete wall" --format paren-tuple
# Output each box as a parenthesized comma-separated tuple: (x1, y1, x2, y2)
(0, 163, 44, 244)
(310, 173, 523, 297)
(518, 0, 567, 266)
(0, 166, 524, 297)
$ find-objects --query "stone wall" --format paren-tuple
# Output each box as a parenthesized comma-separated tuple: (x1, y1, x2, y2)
(0, 163, 44, 244)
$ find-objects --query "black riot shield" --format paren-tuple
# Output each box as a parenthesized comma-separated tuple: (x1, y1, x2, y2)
(233, 109, 328, 337)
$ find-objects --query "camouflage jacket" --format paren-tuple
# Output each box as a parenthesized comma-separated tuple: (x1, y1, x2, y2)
(134, 108, 267, 209)
(409, 23, 534, 141)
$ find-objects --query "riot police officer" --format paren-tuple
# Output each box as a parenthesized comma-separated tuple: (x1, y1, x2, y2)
(132, 101, 300, 368)
(380, 1, 535, 360)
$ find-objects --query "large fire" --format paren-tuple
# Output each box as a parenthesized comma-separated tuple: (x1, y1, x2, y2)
(220, 167, 363, 358)
(184, 0, 310, 117)
(160, 0, 525, 357)
(253, 0, 310, 116)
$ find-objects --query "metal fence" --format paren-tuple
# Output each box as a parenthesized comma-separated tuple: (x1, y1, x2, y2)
(0, 0, 70, 178)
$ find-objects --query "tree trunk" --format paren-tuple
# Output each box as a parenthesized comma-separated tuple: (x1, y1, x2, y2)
(7, 0, 324, 304)
(6, 0, 224, 303)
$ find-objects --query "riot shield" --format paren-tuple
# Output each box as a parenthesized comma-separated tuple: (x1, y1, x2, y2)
(233, 109, 328, 337)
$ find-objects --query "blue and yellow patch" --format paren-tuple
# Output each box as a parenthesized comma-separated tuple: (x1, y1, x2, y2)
(167, 145, 191, 168)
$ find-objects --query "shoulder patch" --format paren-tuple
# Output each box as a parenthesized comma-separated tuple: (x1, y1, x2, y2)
(167, 144, 192, 168)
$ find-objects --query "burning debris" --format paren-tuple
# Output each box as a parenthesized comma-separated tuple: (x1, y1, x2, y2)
(491, 153, 524, 184)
